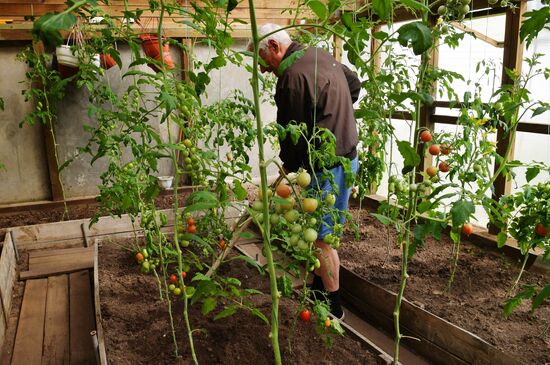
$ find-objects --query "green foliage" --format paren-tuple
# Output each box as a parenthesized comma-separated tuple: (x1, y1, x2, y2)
(520, 6, 550, 48)
(450, 200, 475, 228)
(397, 21, 433, 55)
(372, 0, 392, 21)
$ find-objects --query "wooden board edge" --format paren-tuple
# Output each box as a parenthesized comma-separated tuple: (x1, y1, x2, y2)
(93, 244, 108, 365)
(340, 266, 523, 365)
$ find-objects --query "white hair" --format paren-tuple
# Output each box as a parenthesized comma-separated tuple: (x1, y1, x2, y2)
(256, 23, 292, 51)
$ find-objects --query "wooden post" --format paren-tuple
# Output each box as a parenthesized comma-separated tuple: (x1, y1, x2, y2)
(416, 16, 439, 183)
(32, 41, 65, 201)
(489, 0, 526, 234)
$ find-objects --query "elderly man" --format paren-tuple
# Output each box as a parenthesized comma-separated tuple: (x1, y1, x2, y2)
(254, 23, 361, 319)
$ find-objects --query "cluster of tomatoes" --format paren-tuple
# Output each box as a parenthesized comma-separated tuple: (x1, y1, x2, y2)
(420, 129, 451, 178)
(251, 170, 339, 268)
(168, 271, 192, 297)
(298, 308, 334, 328)
(181, 138, 206, 185)
(135, 248, 160, 274)
(437, 0, 472, 21)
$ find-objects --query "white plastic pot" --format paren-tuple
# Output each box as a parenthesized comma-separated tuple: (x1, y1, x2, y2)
(157, 176, 174, 189)
(56, 45, 80, 67)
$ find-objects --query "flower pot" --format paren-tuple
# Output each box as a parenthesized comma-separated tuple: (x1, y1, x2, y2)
(100, 53, 117, 70)
(56, 45, 80, 67)
(140, 34, 175, 72)
(157, 175, 174, 189)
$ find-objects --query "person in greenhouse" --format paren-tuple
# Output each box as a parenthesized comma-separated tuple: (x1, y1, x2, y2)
(251, 23, 361, 319)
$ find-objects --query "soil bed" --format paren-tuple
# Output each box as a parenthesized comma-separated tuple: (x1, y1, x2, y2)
(99, 239, 380, 365)
(341, 207, 550, 364)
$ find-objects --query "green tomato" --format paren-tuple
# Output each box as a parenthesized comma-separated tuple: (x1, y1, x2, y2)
(284, 209, 300, 223)
(323, 234, 335, 245)
(291, 224, 302, 233)
(297, 239, 308, 250)
(304, 228, 318, 242)
(325, 193, 336, 207)
(169, 284, 176, 292)
(252, 200, 264, 211)
(438, 5, 447, 15)
(314, 258, 321, 269)
(141, 248, 149, 258)
(270, 213, 280, 225)
(309, 218, 317, 226)
(296, 171, 311, 188)
(289, 234, 299, 246)
(180, 239, 190, 248)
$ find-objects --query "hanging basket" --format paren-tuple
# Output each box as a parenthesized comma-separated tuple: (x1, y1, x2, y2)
(139, 18, 175, 72)
(100, 53, 117, 70)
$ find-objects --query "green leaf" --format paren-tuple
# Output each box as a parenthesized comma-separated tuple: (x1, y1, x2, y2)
(191, 272, 211, 282)
(227, 0, 238, 12)
(201, 297, 217, 315)
(278, 49, 305, 75)
(397, 21, 433, 55)
(372, 0, 392, 21)
(371, 213, 393, 225)
(531, 106, 549, 117)
(249, 307, 269, 325)
(232, 179, 248, 201)
(398, 0, 429, 12)
(520, 7, 550, 48)
(525, 167, 540, 182)
(503, 285, 535, 318)
(532, 284, 550, 310)
(396, 140, 421, 174)
(277, 274, 293, 297)
(214, 305, 238, 320)
(496, 232, 508, 248)
(32, 12, 77, 48)
(450, 199, 475, 228)
(307, 0, 328, 20)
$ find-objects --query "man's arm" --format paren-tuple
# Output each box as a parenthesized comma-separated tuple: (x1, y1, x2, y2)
(341, 64, 361, 103)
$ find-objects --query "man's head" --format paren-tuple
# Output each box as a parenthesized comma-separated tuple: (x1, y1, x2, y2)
(251, 24, 292, 76)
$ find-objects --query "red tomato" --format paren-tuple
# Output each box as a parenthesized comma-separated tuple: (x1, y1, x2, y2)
(276, 184, 292, 198)
(187, 225, 197, 234)
(438, 161, 450, 172)
(187, 217, 195, 226)
(218, 239, 226, 250)
(420, 130, 432, 142)
(324, 317, 332, 328)
(135, 252, 144, 262)
(440, 144, 451, 155)
(299, 309, 311, 322)
(462, 223, 473, 236)
(169, 274, 177, 284)
(181, 271, 187, 279)
(428, 144, 440, 156)
(536, 223, 549, 236)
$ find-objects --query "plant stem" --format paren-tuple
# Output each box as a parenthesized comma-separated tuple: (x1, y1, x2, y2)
(248, 1, 282, 363)
(509, 253, 530, 295)
(446, 235, 461, 292)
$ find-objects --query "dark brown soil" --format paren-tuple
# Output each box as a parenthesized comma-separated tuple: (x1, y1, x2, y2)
(98, 240, 380, 365)
(341, 207, 550, 365)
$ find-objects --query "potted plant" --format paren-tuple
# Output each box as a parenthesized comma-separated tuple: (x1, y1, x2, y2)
(138, 18, 174, 72)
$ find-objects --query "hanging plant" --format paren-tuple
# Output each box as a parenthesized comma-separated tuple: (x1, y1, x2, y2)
(139, 17, 175, 72)
(55, 23, 99, 79)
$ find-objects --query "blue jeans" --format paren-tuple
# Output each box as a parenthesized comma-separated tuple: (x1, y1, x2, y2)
(312, 157, 358, 239)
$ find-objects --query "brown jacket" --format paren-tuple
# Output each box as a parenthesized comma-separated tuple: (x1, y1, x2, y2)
(274, 42, 360, 172)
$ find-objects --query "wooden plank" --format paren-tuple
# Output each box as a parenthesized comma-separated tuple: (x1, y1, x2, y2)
(12, 279, 48, 365)
(42, 275, 70, 365)
(450, 21, 504, 48)
(29, 247, 94, 268)
(69, 271, 96, 365)
(93, 244, 107, 365)
(29, 246, 92, 259)
(340, 267, 522, 365)
(20, 254, 94, 280)
(0, 230, 17, 324)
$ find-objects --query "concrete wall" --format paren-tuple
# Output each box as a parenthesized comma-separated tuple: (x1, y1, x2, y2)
(0, 45, 51, 204)
(194, 39, 279, 179)
(55, 44, 181, 198)
(0, 40, 279, 205)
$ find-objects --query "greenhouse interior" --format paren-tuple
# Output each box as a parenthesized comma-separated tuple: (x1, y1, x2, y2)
(0, 0, 548, 364)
